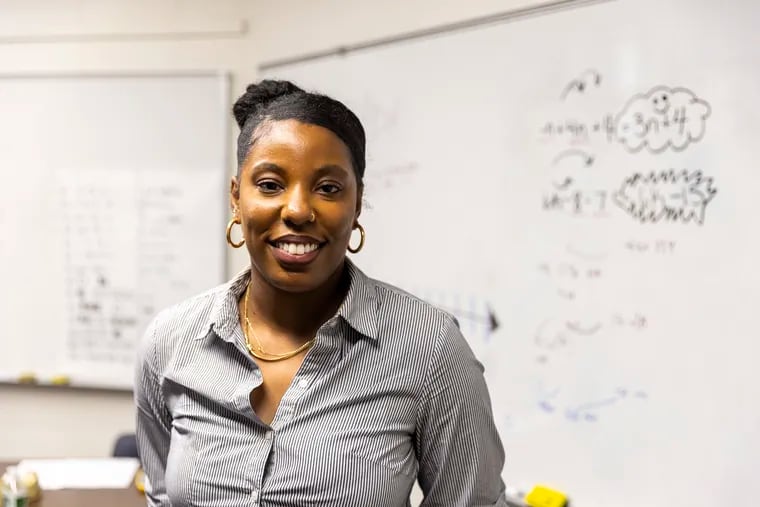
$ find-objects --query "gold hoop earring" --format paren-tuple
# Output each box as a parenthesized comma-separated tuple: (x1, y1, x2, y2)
(226, 217, 245, 248)
(347, 223, 365, 254)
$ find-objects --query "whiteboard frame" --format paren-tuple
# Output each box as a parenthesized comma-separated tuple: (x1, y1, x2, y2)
(258, 0, 614, 71)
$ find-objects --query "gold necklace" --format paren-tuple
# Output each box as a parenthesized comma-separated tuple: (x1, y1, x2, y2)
(243, 282, 315, 362)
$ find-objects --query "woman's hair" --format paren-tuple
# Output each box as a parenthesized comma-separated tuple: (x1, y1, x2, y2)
(232, 80, 366, 185)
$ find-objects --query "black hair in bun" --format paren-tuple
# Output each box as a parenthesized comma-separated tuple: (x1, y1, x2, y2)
(232, 80, 304, 128)
(232, 79, 366, 184)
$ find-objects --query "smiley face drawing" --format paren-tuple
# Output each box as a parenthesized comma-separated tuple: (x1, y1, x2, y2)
(652, 91, 671, 114)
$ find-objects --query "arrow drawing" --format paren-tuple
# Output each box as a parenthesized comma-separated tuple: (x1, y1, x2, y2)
(417, 290, 499, 342)
(560, 69, 602, 100)
(566, 242, 608, 261)
(552, 149, 595, 167)
(565, 320, 602, 335)
(438, 305, 499, 333)
(552, 176, 574, 190)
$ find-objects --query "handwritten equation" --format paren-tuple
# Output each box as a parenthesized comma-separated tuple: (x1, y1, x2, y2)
(538, 259, 603, 300)
(544, 77, 712, 154)
(543, 169, 718, 224)
(533, 312, 647, 362)
(613, 170, 717, 224)
(615, 86, 711, 153)
(624, 239, 676, 254)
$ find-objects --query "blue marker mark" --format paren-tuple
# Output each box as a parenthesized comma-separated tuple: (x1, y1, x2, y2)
(538, 386, 560, 413)
(565, 395, 620, 422)
(564, 387, 648, 422)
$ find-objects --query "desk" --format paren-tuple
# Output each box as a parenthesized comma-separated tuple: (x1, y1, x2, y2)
(1, 461, 145, 507)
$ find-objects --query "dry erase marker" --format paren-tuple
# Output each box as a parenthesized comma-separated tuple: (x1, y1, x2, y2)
(16, 373, 37, 384)
(49, 375, 71, 386)
(525, 485, 568, 507)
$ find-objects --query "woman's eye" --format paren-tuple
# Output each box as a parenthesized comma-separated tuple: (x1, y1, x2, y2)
(257, 181, 281, 193)
(318, 183, 342, 194)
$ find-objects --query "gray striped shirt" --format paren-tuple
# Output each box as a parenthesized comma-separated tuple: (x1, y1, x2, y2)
(135, 259, 507, 506)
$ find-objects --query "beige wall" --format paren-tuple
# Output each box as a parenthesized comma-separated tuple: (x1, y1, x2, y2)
(0, 0, 547, 460)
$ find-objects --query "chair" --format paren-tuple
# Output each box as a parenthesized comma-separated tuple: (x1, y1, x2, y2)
(112, 433, 139, 459)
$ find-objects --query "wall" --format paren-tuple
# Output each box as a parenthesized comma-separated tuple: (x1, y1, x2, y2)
(0, 0, 547, 459)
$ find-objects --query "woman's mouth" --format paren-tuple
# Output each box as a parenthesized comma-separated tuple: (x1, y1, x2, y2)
(269, 240, 324, 265)
(274, 241, 320, 255)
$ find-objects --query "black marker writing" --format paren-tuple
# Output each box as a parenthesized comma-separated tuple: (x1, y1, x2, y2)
(552, 149, 595, 167)
(615, 86, 711, 153)
(560, 69, 602, 100)
(612, 169, 717, 224)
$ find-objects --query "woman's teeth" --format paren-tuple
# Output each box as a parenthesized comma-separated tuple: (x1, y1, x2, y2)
(276, 242, 319, 255)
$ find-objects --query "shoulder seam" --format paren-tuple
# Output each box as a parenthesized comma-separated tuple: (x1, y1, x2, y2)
(373, 282, 454, 322)
(416, 313, 456, 412)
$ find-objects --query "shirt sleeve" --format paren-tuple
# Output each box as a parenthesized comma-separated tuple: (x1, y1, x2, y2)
(415, 315, 508, 507)
(134, 317, 173, 507)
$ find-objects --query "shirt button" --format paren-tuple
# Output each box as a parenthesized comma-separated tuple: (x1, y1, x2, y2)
(264, 430, 273, 440)
(298, 378, 309, 389)
(251, 489, 259, 502)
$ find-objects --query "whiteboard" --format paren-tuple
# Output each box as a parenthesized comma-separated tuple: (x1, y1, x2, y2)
(0, 73, 229, 390)
(263, 1, 760, 506)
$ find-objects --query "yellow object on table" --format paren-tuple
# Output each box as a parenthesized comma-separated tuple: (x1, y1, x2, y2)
(21, 471, 41, 503)
(525, 484, 568, 507)
(1, 467, 41, 505)
(48, 375, 71, 386)
(133, 468, 145, 494)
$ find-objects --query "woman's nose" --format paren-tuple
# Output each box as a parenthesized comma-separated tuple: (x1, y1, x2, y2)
(281, 188, 314, 225)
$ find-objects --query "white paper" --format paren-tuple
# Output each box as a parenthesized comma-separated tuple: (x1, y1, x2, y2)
(17, 458, 140, 490)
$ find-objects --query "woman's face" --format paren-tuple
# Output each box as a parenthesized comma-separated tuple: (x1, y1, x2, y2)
(231, 119, 361, 293)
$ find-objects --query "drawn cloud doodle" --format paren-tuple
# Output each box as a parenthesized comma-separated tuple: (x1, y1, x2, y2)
(612, 170, 717, 225)
(615, 86, 711, 153)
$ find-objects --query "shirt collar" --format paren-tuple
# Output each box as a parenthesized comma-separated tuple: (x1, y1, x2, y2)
(205, 258, 379, 343)
(334, 258, 379, 341)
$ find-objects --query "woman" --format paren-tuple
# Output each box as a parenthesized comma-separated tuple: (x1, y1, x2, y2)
(135, 80, 507, 506)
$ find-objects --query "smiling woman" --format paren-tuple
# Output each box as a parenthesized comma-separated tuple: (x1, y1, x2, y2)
(134, 80, 508, 507)
(233, 118, 360, 294)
